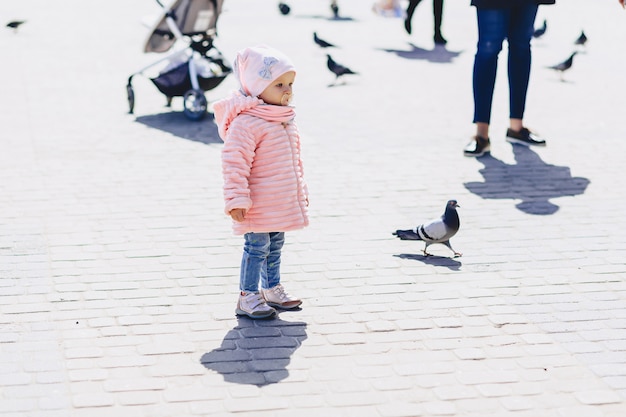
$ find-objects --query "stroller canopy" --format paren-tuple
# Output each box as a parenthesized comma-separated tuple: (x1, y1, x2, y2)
(144, 0, 223, 53)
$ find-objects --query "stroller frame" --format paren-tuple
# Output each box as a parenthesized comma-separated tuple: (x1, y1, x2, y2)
(127, 0, 230, 120)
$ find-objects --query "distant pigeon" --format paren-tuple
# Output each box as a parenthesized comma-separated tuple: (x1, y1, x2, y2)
(326, 54, 357, 83)
(533, 19, 547, 38)
(314, 32, 336, 48)
(393, 200, 462, 257)
(278, 2, 291, 15)
(6, 20, 26, 32)
(574, 30, 587, 46)
(547, 52, 577, 81)
(330, 1, 339, 18)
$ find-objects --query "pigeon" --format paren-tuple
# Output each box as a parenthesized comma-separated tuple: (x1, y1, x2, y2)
(326, 54, 357, 83)
(574, 30, 587, 46)
(314, 32, 336, 48)
(330, 1, 339, 18)
(532, 19, 547, 38)
(393, 200, 462, 257)
(547, 51, 577, 81)
(6, 20, 26, 32)
(278, 2, 291, 15)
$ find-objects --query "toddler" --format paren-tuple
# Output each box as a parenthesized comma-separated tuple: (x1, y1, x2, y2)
(213, 45, 309, 319)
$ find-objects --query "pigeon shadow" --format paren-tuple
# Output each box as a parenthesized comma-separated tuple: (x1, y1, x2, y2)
(134, 111, 222, 145)
(547, 76, 575, 84)
(464, 145, 590, 215)
(394, 253, 462, 271)
(379, 42, 463, 64)
(200, 316, 307, 386)
(295, 14, 355, 22)
(327, 79, 355, 88)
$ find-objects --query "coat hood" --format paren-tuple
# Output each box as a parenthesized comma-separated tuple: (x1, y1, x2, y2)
(213, 91, 264, 140)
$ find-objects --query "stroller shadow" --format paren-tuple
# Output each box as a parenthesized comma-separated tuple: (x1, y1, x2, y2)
(134, 111, 222, 145)
(394, 253, 462, 271)
(464, 145, 590, 215)
(380, 42, 463, 64)
(200, 316, 307, 386)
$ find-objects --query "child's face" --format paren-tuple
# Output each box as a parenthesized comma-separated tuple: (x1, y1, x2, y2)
(258, 71, 295, 106)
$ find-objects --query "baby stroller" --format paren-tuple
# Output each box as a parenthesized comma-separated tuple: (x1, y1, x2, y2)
(127, 0, 231, 120)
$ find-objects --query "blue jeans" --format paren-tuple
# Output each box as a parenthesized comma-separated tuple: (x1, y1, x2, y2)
(472, 5, 538, 124)
(240, 232, 285, 293)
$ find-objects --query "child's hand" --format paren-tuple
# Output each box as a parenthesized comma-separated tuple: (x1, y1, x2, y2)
(229, 208, 247, 222)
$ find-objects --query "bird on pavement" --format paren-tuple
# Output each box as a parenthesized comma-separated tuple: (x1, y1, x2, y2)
(574, 30, 587, 46)
(532, 19, 547, 38)
(278, 2, 291, 15)
(6, 20, 26, 32)
(330, 1, 339, 18)
(547, 51, 577, 81)
(393, 199, 462, 257)
(326, 54, 357, 84)
(314, 32, 336, 48)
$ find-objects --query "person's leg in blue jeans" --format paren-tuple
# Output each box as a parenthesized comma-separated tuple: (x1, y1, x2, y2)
(507, 4, 538, 129)
(464, 8, 508, 156)
(504, 3, 546, 146)
(257, 231, 302, 310)
(240, 232, 272, 293)
(472, 8, 508, 138)
(260, 232, 285, 290)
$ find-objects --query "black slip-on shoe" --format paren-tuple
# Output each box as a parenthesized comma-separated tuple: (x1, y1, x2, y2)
(506, 127, 547, 147)
(434, 33, 447, 45)
(463, 135, 491, 157)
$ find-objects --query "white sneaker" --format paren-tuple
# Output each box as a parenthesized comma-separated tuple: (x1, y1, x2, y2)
(261, 284, 302, 310)
(236, 292, 276, 319)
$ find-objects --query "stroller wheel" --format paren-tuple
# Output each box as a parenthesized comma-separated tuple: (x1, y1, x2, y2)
(126, 84, 135, 114)
(183, 89, 207, 121)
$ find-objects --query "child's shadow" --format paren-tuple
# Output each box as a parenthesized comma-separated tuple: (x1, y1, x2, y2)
(464, 145, 590, 215)
(200, 316, 307, 386)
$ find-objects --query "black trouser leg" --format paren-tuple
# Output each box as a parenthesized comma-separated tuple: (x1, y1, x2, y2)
(433, 0, 443, 35)
(405, 0, 422, 34)
(406, 0, 422, 22)
(433, 0, 446, 44)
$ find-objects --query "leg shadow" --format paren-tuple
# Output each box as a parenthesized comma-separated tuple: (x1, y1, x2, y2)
(464, 145, 590, 215)
(379, 42, 463, 64)
(200, 316, 307, 386)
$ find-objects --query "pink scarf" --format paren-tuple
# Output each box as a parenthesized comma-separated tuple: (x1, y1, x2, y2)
(241, 103, 295, 122)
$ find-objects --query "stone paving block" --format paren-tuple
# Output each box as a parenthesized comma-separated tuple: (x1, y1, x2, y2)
(117, 390, 161, 406)
(483, 344, 527, 359)
(68, 368, 108, 383)
(0, 398, 37, 415)
(377, 402, 425, 417)
(421, 400, 457, 415)
(71, 393, 115, 408)
(96, 352, 155, 369)
(223, 397, 290, 413)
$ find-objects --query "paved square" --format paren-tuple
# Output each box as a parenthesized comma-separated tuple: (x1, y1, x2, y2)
(1, 0, 625, 415)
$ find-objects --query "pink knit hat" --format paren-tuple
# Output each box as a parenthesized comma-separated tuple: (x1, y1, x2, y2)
(233, 45, 296, 98)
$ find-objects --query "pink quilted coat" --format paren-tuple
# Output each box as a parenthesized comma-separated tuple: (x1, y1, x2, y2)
(214, 93, 309, 235)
